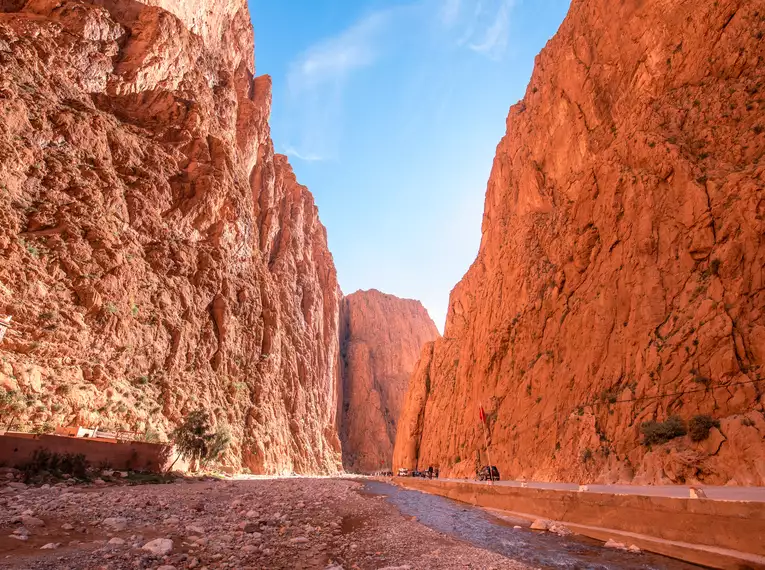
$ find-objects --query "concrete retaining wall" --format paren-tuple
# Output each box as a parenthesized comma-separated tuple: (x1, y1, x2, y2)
(396, 478, 765, 569)
(0, 433, 175, 472)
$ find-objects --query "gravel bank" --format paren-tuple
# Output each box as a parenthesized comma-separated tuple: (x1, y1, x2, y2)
(0, 477, 529, 569)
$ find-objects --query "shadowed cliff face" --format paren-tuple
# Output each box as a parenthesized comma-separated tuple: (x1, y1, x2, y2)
(340, 290, 439, 473)
(0, 0, 342, 474)
(395, 0, 765, 485)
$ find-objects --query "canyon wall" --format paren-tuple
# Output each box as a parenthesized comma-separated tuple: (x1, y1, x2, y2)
(0, 0, 343, 473)
(394, 0, 765, 485)
(340, 290, 438, 473)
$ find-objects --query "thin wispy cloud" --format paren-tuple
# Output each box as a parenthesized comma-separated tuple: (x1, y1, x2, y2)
(283, 9, 399, 161)
(287, 11, 390, 95)
(440, 0, 462, 27)
(446, 0, 516, 60)
(282, 144, 325, 162)
(280, 0, 518, 161)
(468, 0, 514, 59)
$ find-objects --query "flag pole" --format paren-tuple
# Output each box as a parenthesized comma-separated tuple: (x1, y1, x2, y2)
(479, 402, 495, 485)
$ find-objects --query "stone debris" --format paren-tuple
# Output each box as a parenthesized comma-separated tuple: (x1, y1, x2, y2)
(548, 523, 573, 537)
(604, 539, 629, 550)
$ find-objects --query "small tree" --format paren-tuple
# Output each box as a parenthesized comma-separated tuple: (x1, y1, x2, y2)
(206, 424, 231, 466)
(170, 410, 230, 471)
(0, 389, 25, 430)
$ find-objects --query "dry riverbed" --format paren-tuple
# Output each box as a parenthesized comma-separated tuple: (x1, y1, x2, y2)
(0, 477, 528, 569)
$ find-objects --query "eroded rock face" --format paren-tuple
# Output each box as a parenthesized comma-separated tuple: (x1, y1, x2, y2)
(340, 290, 438, 473)
(0, 0, 342, 474)
(394, 0, 765, 485)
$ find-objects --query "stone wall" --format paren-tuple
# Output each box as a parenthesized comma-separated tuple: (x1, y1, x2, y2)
(0, 433, 175, 472)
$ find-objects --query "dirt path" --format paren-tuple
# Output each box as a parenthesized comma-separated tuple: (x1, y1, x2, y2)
(0, 477, 528, 569)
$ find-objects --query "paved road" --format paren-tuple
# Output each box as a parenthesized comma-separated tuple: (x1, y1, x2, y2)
(427, 478, 765, 502)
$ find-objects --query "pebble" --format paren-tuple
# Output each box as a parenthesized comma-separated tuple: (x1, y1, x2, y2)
(21, 515, 45, 527)
(142, 537, 173, 556)
(530, 519, 549, 531)
(102, 517, 128, 531)
(40, 543, 60, 550)
(108, 537, 125, 545)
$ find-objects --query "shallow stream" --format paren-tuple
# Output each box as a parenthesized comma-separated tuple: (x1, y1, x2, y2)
(362, 481, 703, 570)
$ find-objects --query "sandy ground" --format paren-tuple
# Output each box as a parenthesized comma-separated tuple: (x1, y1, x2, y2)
(0, 477, 530, 570)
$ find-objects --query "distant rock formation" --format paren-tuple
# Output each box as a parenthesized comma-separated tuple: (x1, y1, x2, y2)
(0, 0, 342, 474)
(394, 0, 765, 485)
(340, 290, 439, 473)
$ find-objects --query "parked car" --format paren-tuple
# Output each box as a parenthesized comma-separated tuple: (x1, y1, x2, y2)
(477, 465, 500, 481)
(397, 467, 409, 477)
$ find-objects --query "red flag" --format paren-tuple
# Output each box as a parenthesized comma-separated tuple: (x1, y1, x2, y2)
(479, 406, 486, 424)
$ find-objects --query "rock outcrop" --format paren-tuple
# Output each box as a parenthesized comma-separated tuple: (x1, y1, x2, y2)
(340, 290, 438, 473)
(0, 0, 342, 473)
(394, 0, 765, 485)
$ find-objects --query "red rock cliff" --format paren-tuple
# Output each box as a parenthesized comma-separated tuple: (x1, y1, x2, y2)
(394, 0, 765, 485)
(0, 0, 343, 474)
(340, 290, 438, 473)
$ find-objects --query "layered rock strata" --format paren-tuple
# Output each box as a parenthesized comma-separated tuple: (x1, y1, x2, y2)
(340, 290, 438, 473)
(0, 0, 342, 473)
(394, 0, 765, 485)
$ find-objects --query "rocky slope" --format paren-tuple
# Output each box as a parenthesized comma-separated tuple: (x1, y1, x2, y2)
(0, 0, 342, 473)
(339, 290, 438, 473)
(394, 0, 765, 485)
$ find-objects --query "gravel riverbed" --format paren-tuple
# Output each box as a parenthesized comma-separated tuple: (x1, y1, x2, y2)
(0, 477, 529, 570)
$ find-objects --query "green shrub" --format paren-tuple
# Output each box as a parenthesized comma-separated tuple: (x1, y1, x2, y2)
(689, 415, 720, 442)
(641, 416, 687, 446)
(143, 426, 161, 443)
(20, 449, 89, 482)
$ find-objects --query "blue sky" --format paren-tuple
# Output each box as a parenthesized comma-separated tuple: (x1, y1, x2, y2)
(248, 0, 570, 331)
